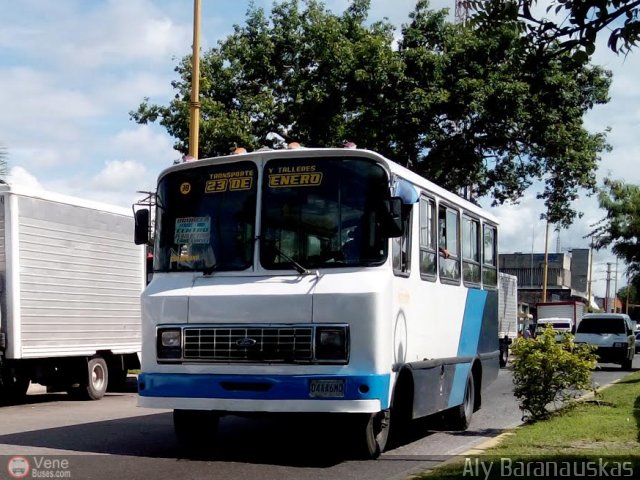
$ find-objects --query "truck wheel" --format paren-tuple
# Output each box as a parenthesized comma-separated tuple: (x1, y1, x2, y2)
(173, 409, 220, 448)
(0, 372, 30, 404)
(70, 356, 108, 400)
(499, 347, 508, 367)
(444, 373, 475, 431)
(349, 410, 391, 459)
(621, 357, 633, 371)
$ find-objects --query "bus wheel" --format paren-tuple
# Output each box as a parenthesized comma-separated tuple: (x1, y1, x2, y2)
(351, 410, 390, 459)
(173, 409, 220, 448)
(445, 373, 475, 431)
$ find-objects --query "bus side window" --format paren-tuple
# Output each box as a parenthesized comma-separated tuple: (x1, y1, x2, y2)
(392, 208, 412, 276)
(438, 205, 460, 283)
(482, 224, 497, 288)
(419, 196, 436, 280)
(462, 215, 481, 285)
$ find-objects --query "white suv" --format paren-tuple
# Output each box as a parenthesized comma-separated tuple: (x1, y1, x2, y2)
(575, 313, 636, 370)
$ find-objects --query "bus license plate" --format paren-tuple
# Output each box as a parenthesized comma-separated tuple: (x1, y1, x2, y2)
(309, 379, 345, 398)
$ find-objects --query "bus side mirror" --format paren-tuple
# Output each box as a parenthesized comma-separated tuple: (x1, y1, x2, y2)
(382, 197, 403, 238)
(134, 209, 150, 245)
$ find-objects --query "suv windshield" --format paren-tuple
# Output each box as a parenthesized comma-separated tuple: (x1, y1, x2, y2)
(154, 161, 257, 272)
(577, 317, 625, 334)
(260, 157, 389, 269)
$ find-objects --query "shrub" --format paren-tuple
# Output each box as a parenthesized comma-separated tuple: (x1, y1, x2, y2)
(511, 326, 597, 421)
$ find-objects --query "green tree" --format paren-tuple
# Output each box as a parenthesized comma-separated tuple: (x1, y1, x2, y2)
(590, 178, 640, 279)
(469, 1, 640, 60)
(617, 282, 640, 316)
(131, 0, 611, 227)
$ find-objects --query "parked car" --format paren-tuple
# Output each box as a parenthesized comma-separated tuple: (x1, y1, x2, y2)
(574, 313, 636, 370)
(635, 332, 640, 354)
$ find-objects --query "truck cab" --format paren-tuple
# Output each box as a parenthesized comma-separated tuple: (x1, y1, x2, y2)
(535, 317, 574, 341)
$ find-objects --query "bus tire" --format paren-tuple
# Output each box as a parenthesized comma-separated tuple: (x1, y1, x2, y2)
(173, 409, 220, 448)
(445, 373, 475, 431)
(350, 410, 390, 459)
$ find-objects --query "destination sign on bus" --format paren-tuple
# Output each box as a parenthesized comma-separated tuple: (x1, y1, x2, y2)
(267, 165, 323, 188)
(205, 170, 254, 193)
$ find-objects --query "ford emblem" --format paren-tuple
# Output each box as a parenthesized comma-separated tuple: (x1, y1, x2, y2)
(236, 337, 257, 347)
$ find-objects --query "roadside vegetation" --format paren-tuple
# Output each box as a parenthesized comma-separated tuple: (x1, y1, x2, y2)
(511, 327, 597, 420)
(417, 370, 640, 479)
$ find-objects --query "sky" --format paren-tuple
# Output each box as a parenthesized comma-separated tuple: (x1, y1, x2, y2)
(1, 0, 638, 296)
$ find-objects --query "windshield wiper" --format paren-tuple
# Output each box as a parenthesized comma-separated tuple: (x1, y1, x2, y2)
(202, 263, 220, 276)
(262, 238, 312, 275)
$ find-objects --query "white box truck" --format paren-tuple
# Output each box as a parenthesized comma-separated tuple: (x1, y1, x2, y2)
(0, 184, 144, 402)
(536, 301, 585, 334)
(498, 272, 518, 367)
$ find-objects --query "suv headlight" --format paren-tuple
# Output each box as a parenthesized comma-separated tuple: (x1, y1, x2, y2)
(157, 328, 182, 360)
(314, 326, 349, 363)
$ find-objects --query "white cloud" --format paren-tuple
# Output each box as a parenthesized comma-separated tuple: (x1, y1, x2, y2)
(91, 159, 148, 191)
(7, 166, 44, 190)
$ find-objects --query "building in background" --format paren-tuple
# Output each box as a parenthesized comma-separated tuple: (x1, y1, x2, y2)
(499, 248, 591, 313)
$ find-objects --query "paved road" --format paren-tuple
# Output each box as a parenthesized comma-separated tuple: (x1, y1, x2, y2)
(0, 358, 636, 480)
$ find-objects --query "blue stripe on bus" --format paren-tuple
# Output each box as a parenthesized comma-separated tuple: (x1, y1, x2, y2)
(448, 289, 489, 408)
(448, 362, 471, 408)
(138, 373, 390, 408)
(457, 288, 488, 357)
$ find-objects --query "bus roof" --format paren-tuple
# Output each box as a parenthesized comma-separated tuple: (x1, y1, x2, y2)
(160, 148, 498, 224)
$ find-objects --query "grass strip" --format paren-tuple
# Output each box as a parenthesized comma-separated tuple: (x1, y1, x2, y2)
(416, 370, 640, 479)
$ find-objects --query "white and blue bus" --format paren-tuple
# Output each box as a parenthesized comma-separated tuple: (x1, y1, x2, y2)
(134, 147, 499, 458)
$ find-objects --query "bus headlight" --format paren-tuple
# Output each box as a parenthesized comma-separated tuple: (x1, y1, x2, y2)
(315, 326, 349, 362)
(157, 328, 182, 360)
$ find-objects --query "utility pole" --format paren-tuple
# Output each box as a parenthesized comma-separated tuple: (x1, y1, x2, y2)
(605, 262, 612, 312)
(613, 258, 619, 313)
(587, 237, 594, 312)
(188, 0, 201, 159)
(542, 220, 550, 303)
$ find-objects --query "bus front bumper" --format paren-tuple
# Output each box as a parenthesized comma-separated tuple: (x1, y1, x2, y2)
(137, 372, 390, 413)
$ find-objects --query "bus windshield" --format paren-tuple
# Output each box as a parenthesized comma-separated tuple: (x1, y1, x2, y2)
(261, 157, 389, 269)
(154, 161, 257, 272)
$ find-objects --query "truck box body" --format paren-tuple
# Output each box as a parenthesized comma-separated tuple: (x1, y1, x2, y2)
(0, 184, 143, 401)
(498, 272, 518, 339)
(0, 185, 144, 359)
(536, 301, 585, 331)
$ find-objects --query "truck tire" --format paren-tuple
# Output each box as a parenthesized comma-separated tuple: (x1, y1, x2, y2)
(0, 371, 30, 404)
(69, 356, 108, 400)
(499, 346, 508, 367)
(621, 356, 633, 371)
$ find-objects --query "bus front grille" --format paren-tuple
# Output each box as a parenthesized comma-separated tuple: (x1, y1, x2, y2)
(183, 327, 313, 363)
